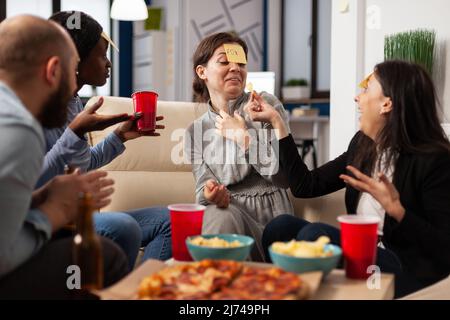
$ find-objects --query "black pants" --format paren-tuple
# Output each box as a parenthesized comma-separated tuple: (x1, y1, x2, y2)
(0, 234, 129, 300)
(262, 214, 425, 298)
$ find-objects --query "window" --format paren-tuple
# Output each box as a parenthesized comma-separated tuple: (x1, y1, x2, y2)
(6, 0, 51, 19)
(282, 0, 331, 99)
(245, 72, 276, 95)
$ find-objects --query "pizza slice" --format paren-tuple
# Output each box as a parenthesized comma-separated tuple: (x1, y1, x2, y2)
(211, 265, 308, 300)
(138, 260, 242, 300)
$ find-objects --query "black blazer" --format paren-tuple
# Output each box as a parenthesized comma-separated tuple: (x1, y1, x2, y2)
(279, 132, 450, 286)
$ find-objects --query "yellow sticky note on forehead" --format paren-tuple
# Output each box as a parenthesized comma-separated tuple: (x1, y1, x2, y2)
(358, 72, 374, 89)
(223, 44, 247, 64)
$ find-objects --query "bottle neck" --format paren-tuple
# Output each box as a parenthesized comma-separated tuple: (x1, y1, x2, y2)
(76, 193, 95, 236)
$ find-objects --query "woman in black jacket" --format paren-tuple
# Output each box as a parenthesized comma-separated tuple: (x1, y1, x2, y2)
(245, 60, 450, 298)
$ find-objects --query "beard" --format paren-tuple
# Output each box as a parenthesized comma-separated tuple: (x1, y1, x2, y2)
(39, 70, 74, 129)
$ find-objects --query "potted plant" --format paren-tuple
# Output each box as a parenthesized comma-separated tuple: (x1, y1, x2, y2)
(384, 29, 436, 75)
(282, 78, 311, 100)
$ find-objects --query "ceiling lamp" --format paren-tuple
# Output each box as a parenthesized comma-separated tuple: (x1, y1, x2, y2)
(110, 0, 149, 21)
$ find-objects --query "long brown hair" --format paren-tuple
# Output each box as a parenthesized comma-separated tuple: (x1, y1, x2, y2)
(192, 32, 248, 102)
(353, 60, 450, 174)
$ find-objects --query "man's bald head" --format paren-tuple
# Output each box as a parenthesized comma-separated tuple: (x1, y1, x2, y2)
(0, 15, 77, 80)
(0, 15, 79, 129)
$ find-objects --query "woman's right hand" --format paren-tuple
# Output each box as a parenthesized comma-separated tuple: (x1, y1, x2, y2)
(244, 93, 289, 140)
(203, 179, 230, 209)
(244, 93, 280, 124)
(38, 169, 114, 231)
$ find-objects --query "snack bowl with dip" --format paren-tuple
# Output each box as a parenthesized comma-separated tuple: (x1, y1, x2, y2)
(269, 236, 342, 277)
(186, 234, 254, 262)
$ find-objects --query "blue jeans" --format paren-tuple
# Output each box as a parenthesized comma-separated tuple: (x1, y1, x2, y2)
(94, 207, 172, 271)
(262, 214, 423, 298)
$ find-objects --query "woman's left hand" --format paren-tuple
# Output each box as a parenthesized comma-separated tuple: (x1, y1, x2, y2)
(340, 165, 406, 222)
(215, 110, 250, 150)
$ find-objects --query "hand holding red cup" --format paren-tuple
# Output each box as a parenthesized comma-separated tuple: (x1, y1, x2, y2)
(132, 91, 158, 132)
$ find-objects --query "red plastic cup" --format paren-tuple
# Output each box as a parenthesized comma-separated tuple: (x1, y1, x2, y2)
(338, 215, 380, 279)
(168, 204, 205, 261)
(131, 91, 158, 132)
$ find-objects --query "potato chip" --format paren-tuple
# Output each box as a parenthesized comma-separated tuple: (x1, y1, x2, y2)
(189, 236, 243, 248)
(272, 236, 332, 258)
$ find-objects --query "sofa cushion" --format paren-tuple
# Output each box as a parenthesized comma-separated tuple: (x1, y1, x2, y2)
(103, 171, 196, 211)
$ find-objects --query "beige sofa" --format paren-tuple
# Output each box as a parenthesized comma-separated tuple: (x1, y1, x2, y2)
(88, 96, 345, 227)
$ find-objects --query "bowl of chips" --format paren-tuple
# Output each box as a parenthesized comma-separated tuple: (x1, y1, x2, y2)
(269, 236, 341, 277)
(186, 234, 254, 262)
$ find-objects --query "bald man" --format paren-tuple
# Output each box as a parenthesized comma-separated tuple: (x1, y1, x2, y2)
(0, 15, 128, 299)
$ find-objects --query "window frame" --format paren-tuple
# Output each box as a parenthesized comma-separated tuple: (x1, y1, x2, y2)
(281, 0, 330, 99)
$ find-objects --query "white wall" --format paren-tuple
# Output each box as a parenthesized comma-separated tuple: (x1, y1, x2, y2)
(329, 0, 365, 159)
(330, 0, 450, 158)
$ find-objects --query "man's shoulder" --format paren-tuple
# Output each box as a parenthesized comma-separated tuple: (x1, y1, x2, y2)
(0, 99, 45, 154)
(1, 112, 43, 138)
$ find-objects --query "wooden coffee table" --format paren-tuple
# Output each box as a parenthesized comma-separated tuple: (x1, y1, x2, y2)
(312, 269, 395, 300)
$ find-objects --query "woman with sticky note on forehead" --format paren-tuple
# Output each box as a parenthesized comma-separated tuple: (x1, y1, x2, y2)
(184, 32, 294, 262)
(247, 60, 450, 298)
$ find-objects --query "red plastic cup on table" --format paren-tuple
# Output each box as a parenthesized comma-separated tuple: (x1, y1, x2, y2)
(337, 215, 380, 279)
(131, 91, 158, 132)
(168, 204, 205, 261)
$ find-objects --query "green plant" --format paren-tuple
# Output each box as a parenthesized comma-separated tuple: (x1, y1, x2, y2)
(384, 29, 436, 75)
(285, 79, 308, 86)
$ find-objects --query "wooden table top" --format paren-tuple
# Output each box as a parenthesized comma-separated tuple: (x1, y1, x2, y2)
(312, 269, 395, 300)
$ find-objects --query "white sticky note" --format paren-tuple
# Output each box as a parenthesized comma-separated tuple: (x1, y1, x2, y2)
(339, 0, 349, 13)
(223, 44, 247, 64)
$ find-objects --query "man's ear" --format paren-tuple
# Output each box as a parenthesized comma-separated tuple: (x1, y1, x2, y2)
(380, 97, 393, 115)
(196, 65, 207, 80)
(44, 56, 61, 88)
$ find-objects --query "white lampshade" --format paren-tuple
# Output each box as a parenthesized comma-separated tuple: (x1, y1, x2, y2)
(110, 0, 149, 21)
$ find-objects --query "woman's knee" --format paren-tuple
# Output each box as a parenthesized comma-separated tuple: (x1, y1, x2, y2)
(127, 207, 171, 237)
(262, 215, 309, 245)
(297, 222, 340, 244)
(202, 206, 244, 234)
(153, 209, 171, 235)
(94, 213, 143, 249)
(264, 214, 301, 233)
